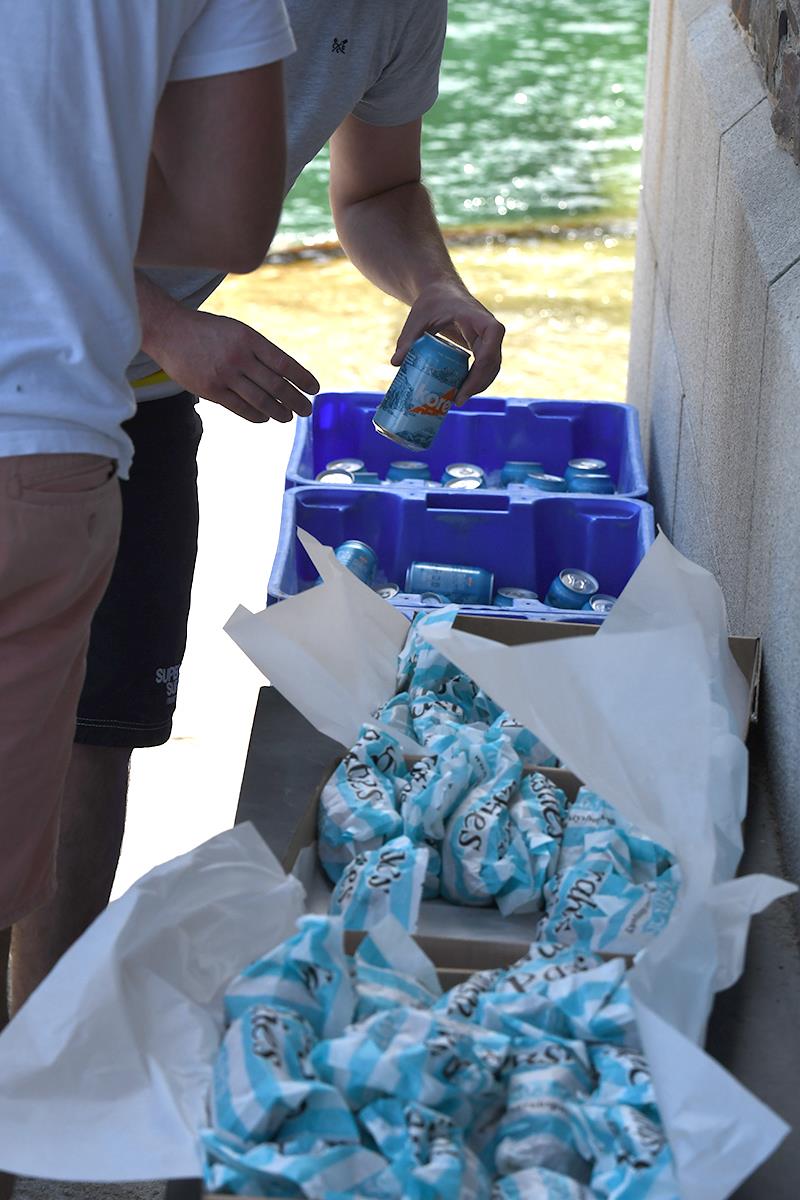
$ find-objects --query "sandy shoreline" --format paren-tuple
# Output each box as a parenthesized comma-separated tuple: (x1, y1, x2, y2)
(207, 233, 635, 403)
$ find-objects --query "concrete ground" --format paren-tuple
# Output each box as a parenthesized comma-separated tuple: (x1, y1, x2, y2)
(15, 1185, 161, 1200)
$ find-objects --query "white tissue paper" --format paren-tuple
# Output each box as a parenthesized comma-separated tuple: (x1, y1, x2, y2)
(0, 824, 304, 1181)
(224, 528, 795, 1199)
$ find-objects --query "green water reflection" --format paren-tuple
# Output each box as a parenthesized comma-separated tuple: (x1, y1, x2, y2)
(281, 0, 649, 245)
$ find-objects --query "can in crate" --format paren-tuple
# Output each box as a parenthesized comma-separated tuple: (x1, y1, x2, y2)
(501, 461, 544, 485)
(405, 561, 494, 605)
(565, 457, 607, 482)
(567, 472, 615, 495)
(373, 333, 471, 451)
(352, 471, 382, 486)
(544, 568, 599, 610)
(528, 473, 567, 493)
(387, 461, 431, 482)
(376, 583, 400, 600)
(445, 476, 484, 491)
(495, 587, 539, 608)
(583, 593, 616, 615)
(316, 468, 355, 485)
(335, 540, 378, 586)
(327, 458, 365, 475)
(441, 462, 484, 485)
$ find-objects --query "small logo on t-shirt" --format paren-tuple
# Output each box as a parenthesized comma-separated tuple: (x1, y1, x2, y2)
(331, 37, 348, 54)
(155, 664, 180, 706)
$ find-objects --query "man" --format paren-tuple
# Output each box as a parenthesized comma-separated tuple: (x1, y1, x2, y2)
(11, 0, 505, 1006)
(0, 0, 295, 1049)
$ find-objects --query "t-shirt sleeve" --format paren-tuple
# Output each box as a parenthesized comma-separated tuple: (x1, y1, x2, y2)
(352, 0, 448, 127)
(169, 0, 296, 82)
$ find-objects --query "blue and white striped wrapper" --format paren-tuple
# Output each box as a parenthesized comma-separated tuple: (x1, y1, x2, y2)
(211, 1005, 360, 1146)
(559, 788, 676, 883)
(354, 915, 441, 1020)
(492, 1166, 592, 1199)
(318, 726, 406, 883)
(224, 915, 355, 1038)
(330, 837, 429, 933)
(494, 942, 605, 993)
(491, 714, 557, 770)
(479, 957, 639, 1048)
(590, 1044, 658, 1112)
(576, 1103, 678, 1199)
(398, 743, 473, 845)
(541, 858, 680, 955)
(509, 773, 567, 901)
(311, 1006, 510, 1128)
(493, 1037, 593, 1179)
(439, 737, 535, 913)
(202, 1130, 398, 1198)
(360, 1099, 492, 1200)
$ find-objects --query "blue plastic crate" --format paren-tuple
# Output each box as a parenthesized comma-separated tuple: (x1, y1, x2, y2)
(286, 393, 647, 498)
(269, 485, 655, 621)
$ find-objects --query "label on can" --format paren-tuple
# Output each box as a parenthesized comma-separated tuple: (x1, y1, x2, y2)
(405, 561, 494, 605)
(373, 333, 470, 451)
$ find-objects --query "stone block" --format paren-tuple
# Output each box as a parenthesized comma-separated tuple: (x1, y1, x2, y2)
(625, 209, 658, 454)
(721, 97, 800, 283)
(666, 41, 721, 402)
(745, 262, 800, 876)
(692, 133, 769, 632)
(678, 0, 719, 26)
(689, 2, 766, 133)
(646, 282, 684, 535)
(644, 4, 687, 286)
(671, 405, 720, 582)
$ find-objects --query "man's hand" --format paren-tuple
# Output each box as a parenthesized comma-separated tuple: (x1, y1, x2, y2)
(391, 280, 505, 404)
(155, 307, 319, 423)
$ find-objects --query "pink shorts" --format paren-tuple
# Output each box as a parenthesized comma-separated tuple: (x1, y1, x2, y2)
(0, 453, 121, 928)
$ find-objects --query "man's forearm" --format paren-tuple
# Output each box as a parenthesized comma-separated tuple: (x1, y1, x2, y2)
(135, 270, 186, 363)
(333, 181, 464, 306)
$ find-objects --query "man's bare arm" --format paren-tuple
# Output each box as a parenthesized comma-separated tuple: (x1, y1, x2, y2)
(138, 63, 286, 273)
(330, 114, 504, 402)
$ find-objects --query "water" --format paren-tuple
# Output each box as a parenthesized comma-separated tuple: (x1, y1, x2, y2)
(280, 0, 649, 246)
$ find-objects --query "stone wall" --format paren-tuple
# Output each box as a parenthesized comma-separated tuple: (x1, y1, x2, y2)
(627, 1, 800, 884)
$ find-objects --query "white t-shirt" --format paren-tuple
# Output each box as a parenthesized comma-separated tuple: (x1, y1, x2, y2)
(131, 0, 448, 397)
(0, 0, 295, 478)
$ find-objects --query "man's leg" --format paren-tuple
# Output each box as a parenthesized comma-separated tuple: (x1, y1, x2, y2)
(10, 746, 130, 1009)
(0, 453, 120, 990)
(10, 395, 202, 1008)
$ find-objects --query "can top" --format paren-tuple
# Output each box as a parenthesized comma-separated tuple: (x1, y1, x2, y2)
(445, 477, 483, 490)
(559, 568, 599, 594)
(391, 460, 428, 470)
(316, 469, 355, 484)
(327, 458, 365, 473)
(587, 593, 616, 613)
(505, 460, 544, 470)
(568, 457, 607, 472)
(498, 587, 539, 600)
(530, 473, 567, 491)
(377, 584, 400, 599)
(420, 331, 470, 363)
(420, 591, 447, 604)
(444, 462, 484, 478)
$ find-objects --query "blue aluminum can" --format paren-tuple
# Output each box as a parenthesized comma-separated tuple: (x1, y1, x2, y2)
(327, 457, 365, 475)
(501, 461, 544, 486)
(373, 333, 471, 451)
(405, 561, 494, 605)
(353, 471, 382, 486)
(335, 540, 378, 586)
(564, 457, 607, 483)
(441, 462, 484, 485)
(445, 476, 484, 491)
(567, 472, 615, 495)
(420, 591, 449, 605)
(316, 468, 355, 485)
(495, 587, 539, 608)
(583, 593, 616, 615)
(528, 473, 567, 493)
(387, 460, 431, 482)
(544, 567, 599, 610)
(376, 583, 400, 600)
